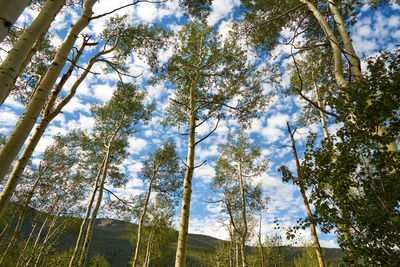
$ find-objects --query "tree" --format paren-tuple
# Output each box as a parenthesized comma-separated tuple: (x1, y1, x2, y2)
(0, 15, 167, 220)
(0, 0, 65, 106)
(295, 51, 400, 265)
(0, 0, 97, 185)
(279, 122, 326, 267)
(130, 196, 177, 267)
(68, 82, 154, 267)
(131, 140, 183, 267)
(0, 0, 30, 43)
(158, 20, 266, 267)
(211, 132, 268, 267)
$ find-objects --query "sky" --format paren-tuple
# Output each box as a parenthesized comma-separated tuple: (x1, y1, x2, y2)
(0, 0, 399, 249)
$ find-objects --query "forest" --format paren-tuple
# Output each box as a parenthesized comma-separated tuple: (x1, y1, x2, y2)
(0, 0, 399, 266)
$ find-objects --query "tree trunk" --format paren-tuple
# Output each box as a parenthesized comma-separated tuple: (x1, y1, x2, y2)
(299, 0, 346, 88)
(143, 228, 153, 267)
(0, 0, 30, 43)
(24, 217, 49, 267)
(0, 0, 96, 184)
(228, 224, 234, 267)
(69, 158, 106, 267)
(78, 133, 117, 267)
(287, 122, 326, 267)
(238, 160, 248, 267)
(0, 0, 65, 106)
(132, 165, 160, 267)
(257, 215, 265, 267)
(0, 169, 43, 265)
(174, 72, 198, 267)
(0, 39, 103, 220)
(15, 221, 38, 267)
(326, 0, 361, 79)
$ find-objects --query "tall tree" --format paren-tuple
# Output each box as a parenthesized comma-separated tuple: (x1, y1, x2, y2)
(211, 132, 268, 267)
(68, 82, 154, 267)
(0, 0, 30, 43)
(158, 20, 266, 267)
(132, 140, 183, 267)
(0, 0, 97, 184)
(295, 51, 400, 265)
(279, 123, 326, 267)
(0, 0, 65, 106)
(0, 15, 167, 219)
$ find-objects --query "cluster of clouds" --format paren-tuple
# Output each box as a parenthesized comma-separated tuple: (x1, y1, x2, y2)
(1, 0, 399, 249)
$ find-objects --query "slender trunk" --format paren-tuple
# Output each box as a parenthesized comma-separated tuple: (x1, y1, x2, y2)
(78, 136, 116, 267)
(228, 224, 234, 267)
(16, 220, 38, 267)
(132, 165, 160, 267)
(0, 169, 43, 266)
(326, 0, 361, 79)
(0, 0, 65, 106)
(299, 0, 347, 88)
(235, 241, 239, 267)
(0, 223, 9, 239)
(174, 71, 198, 267)
(143, 228, 153, 267)
(238, 159, 248, 267)
(257, 215, 265, 267)
(69, 158, 106, 267)
(287, 122, 326, 267)
(24, 217, 49, 267)
(0, 0, 30, 43)
(0, 38, 103, 220)
(0, 0, 96, 184)
(33, 215, 58, 267)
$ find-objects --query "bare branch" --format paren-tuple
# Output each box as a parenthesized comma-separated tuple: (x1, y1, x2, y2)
(194, 117, 220, 146)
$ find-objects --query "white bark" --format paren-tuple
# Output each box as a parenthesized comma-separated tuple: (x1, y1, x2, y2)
(0, 0, 65, 106)
(0, 0, 96, 185)
(174, 70, 199, 267)
(0, 0, 30, 43)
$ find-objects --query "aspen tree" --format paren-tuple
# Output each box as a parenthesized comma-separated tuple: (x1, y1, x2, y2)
(0, 0, 30, 42)
(282, 122, 326, 267)
(69, 83, 153, 267)
(132, 140, 182, 267)
(0, 0, 65, 106)
(0, 17, 167, 218)
(157, 20, 265, 266)
(211, 132, 268, 267)
(0, 0, 97, 184)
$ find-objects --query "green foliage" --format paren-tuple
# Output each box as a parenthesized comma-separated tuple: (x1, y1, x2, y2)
(158, 20, 266, 128)
(140, 139, 184, 200)
(284, 50, 400, 265)
(88, 254, 110, 267)
(130, 196, 176, 266)
(212, 132, 268, 217)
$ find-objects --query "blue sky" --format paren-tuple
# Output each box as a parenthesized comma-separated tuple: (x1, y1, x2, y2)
(0, 0, 399, 249)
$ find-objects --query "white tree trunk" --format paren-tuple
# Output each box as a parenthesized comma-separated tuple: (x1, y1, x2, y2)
(0, 0, 96, 185)
(0, 0, 65, 106)
(0, 0, 30, 43)
(174, 71, 198, 267)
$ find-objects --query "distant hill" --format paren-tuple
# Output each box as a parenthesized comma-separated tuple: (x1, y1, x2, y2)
(85, 218, 343, 266)
(4, 210, 343, 266)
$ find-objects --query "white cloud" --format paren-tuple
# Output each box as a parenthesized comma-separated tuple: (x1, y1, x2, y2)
(127, 136, 148, 154)
(0, 109, 19, 126)
(62, 97, 91, 114)
(207, 0, 240, 26)
(93, 83, 115, 102)
(194, 164, 215, 183)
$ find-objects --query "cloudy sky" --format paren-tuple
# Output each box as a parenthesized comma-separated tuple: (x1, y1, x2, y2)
(1, 0, 399, 249)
